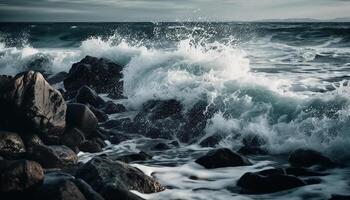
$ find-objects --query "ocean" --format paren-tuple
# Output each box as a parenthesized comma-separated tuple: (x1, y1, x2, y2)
(1, 22, 350, 199)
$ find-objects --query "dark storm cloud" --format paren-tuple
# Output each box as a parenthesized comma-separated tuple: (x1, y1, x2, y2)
(0, 0, 349, 22)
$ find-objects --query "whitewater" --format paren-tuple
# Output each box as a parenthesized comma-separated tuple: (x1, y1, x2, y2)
(1, 22, 350, 199)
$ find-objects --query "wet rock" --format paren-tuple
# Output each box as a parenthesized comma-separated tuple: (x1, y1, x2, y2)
(102, 118, 136, 132)
(79, 140, 102, 153)
(89, 106, 108, 122)
(151, 142, 171, 151)
(76, 157, 164, 199)
(112, 151, 152, 163)
(100, 185, 144, 200)
(0, 131, 26, 159)
(34, 173, 86, 200)
(64, 56, 123, 97)
(102, 101, 126, 114)
(21, 133, 44, 147)
(195, 148, 251, 169)
(0, 159, 44, 192)
(66, 103, 98, 138)
(198, 135, 222, 147)
(289, 149, 335, 168)
(61, 128, 86, 153)
(330, 194, 350, 200)
(76, 86, 105, 108)
(27, 144, 77, 168)
(237, 146, 267, 155)
(47, 72, 68, 85)
(134, 99, 184, 139)
(73, 178, 105, 200)
(108, 131, 134, 145)
(0, 71, 66, 142)
(237, 172, 306, 194)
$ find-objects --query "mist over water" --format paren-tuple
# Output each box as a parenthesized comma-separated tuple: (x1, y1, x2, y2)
(1, 22, 350, 199)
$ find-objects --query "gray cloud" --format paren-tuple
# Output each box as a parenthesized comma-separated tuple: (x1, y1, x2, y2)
(0, 0, 349, 22)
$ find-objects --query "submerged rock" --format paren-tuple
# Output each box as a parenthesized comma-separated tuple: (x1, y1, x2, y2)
(237, 167, 324, 194)
(237, 172, 305, 194)
(0, 159, 44, 192)
(76, 157, 163, 200)
(0, 131, 26, 159)
(102, 101, 126, 114)
(289, 149, 335, 168)
(27, 144, 77, 168)
(64, 56, 123, 97)
(0, 71, 66, 142)
(195, 148, 251, 169)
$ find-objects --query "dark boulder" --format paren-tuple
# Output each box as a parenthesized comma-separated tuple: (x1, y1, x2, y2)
(79, 140, 102, 153)
(102, 101, 126, 114)
(0, 71, 66, 142)
(237, 172, 305, 194)
(47, 72, 68, 85)
(89, 106, 108, 122)
(63, 56, 123, 97)
(112, 151, 152, 163)
(61, 128, 86, 153)
(66, 103, 98, 138)
(76, 86, 106, 108)
(0, 131, 26, 159)
(151, 143, 171, 151)
(34, 174, 86, 200)
(21, 133, 44, 147)
(75, 157, 163, 199)
(72, 178, 105, 200)
(237, 167, 324, 194)
(134, 99, 184, 139)
(27, 144, 77, 168)
(289, 149, 335, 168)
(330, 194, 350, 200)
(198, 135, 222, 147)
(195, 148, 251, 169)
(0, 159, 44, 192)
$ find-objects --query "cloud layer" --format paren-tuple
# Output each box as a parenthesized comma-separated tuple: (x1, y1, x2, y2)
(0, 0, 349, 22)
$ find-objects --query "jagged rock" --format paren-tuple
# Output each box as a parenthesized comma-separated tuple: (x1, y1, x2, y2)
(195, 148, 251, 169)
(0, 159, 44, 192)
(0, 71, 66, 143)
(64, 56, 123, 97)
(102, 101, 126, 114)
(66, 103, 98, 138)
(289, 149, 335, 168)
(111, 151, 152, 163)
(61, 128, 86, 153)
(76, 86, 105, 108)
(0, 131, 26, 159)
(27, 144, 77, 168)
(76, 157, 163, 200)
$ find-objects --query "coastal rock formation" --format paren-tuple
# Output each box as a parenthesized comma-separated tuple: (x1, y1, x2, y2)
(0, 131, 26, 159)
(0, 159, 44, 192)
(27, 144, 77, 168)
(195, 148, 251, 169)
(66, 103, 98, 138)
(63, 56, 123, 98)
(289, 149, 335, 168)
(76, 157, 164, 199)
(0, 71, 66, 143)
(76, 86, 106, 108)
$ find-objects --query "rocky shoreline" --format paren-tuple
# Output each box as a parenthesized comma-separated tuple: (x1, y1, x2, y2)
(0, 56, 349, 200)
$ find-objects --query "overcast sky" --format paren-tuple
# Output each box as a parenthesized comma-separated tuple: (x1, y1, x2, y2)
(0, 0, 349, 22)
